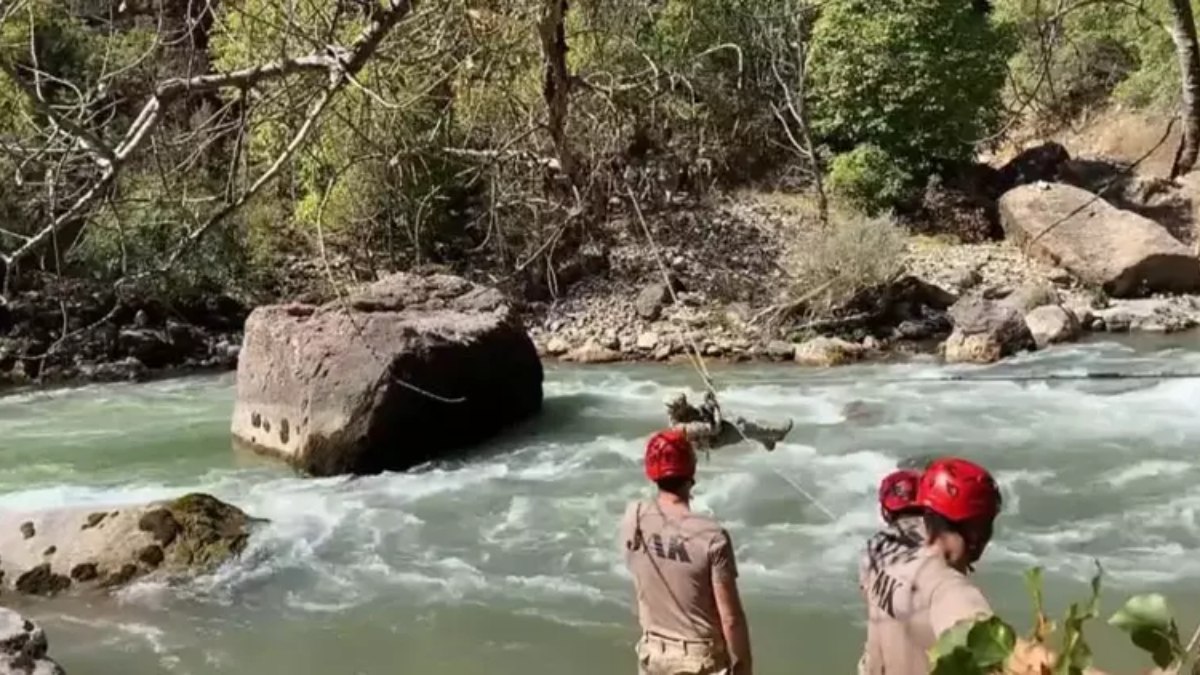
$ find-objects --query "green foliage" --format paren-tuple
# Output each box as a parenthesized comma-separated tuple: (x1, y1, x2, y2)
(931, 563, 1196, 675)
(808, 0, 1012, 175)
(826, 145, 914, 216)
(995, 0, 1178, 122)
(1109, 593, 1186, 668)
(930, 617, 1017, 675)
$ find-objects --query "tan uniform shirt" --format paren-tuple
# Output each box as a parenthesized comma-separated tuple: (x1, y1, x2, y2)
(858, 517, 994, 675)
(619, 499, 739, 642)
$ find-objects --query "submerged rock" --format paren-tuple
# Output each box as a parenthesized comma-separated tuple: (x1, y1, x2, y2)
(0, 608, 65, 674)
(0, 493, 258, 597)
(230, 272, 544, 476)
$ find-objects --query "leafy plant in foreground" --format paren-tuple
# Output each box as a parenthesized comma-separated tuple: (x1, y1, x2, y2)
(929, 562, 1196, 674)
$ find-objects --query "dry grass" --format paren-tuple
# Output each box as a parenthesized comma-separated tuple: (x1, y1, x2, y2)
(784, 211, 909, 313)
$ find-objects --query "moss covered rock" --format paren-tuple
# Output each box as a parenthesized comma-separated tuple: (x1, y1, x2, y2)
(0, 493, 263, 597)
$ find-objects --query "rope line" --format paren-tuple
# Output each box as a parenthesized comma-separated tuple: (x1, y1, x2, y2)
(626, 186, 840, 522)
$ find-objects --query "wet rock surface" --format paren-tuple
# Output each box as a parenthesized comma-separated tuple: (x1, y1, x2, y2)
(0, 493, 259, 597)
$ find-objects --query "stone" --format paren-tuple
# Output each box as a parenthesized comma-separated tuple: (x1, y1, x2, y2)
(19, 523, 33, 540)
(996, 141, 1071, 193)
(0, 608, 66, 675)
(635, 332, 660, 351)
(652, 344, 673, 361)
(0, 493, 258, 596)
(1092, 298, 1199, 333)
(117, 328, 176, 369)
(1048, 268, 1073, 285)
(635, 284, 671, 321)
(1060, 158, 1198, 244)
(942, 295, 1037, 364)
(1002, 282, 1061, 314)
(794, 336, 865, 367)
(544, 336, 570, 356)
(1024, 305, 1082, 348)
(998, 183, 1200, 297)
(81, 513, 107, 530)
(948, 267, 983, 291)
(765, 341, 796, 361)
(562, 340, 622, 364)
(230, 273, 544, 476)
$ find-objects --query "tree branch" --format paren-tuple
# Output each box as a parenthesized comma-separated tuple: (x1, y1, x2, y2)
(0, 0, 415, 280)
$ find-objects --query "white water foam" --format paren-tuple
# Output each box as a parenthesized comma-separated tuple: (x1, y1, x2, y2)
(4, 342, 1200, 673)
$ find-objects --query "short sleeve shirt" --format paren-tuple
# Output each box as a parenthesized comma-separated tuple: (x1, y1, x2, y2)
(619, 500, 738, 641)
(858, 517, 993, 675)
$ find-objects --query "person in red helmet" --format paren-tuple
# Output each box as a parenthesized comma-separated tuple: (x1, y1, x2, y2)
(857, 457, 1107, 675)
(877, 469, 921, 524)
(619, 429, 753, 675)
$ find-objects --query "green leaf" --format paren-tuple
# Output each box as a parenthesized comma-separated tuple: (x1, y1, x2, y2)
(1108, 594, 1185, 669)
(929, 617, 976, 662)
(929, 616, 1017, 675)
(965, 617, 1017, 668)
(1109, 594, 1174, 633)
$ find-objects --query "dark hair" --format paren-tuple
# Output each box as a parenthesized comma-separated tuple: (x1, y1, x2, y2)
(656, 476, 692, 496)
(923, 510, 993, 561)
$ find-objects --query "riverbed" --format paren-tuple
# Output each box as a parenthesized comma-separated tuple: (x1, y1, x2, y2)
(2, 336, 1199, 674)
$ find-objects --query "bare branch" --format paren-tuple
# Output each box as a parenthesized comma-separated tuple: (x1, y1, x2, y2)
(0, 0, 416, 280)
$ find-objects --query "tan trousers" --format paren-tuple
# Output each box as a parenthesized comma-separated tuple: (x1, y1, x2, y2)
(636, 632, 731, 675)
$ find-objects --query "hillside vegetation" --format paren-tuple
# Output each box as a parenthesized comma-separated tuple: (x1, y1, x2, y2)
(0, 0, 1194, 305)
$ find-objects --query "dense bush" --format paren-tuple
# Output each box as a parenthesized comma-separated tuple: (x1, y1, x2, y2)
(1, 0, 1192, 298)
(808, 0, 1013, 182)
(826, 145, 915, 216)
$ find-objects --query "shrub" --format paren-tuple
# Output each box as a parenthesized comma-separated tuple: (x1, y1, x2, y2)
(826, 144, 915, 216)
(808, 0, 1012, 177)
(788, 211, 908, 314)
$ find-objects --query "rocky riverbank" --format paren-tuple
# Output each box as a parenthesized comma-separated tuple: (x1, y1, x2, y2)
(0, 278, 246, 390)
(522, 186, 1200, 367)
(4, 137, 1200, 383)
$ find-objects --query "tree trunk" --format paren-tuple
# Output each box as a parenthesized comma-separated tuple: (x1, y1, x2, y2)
(537, 0, 577, 187)
(1168, 0, 1200, 177)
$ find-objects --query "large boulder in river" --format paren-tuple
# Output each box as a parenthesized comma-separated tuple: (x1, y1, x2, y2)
(999, 183, 1200, 297)
(0, 608, 65, 674)
(0, 493, 255, 597)
(230, 273, 544, 476)
(942, 296, 1036, 364)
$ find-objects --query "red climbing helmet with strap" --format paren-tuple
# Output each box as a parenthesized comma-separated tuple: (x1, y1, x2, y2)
(644, 429, 696, 482)
(878, 469, 920, 517)
(916, 457, 1002, 522)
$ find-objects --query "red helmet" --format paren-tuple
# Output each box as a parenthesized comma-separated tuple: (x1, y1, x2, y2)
(878, 469, 920, 517)
(916, 457, 1002, 522)
(645, 429, 695, 482)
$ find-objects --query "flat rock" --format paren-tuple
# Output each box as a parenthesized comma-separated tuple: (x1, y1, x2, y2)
(1092, 298, 1200, 333)
(999, 183, 1200, 297)
(230, 273, 544, 476)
